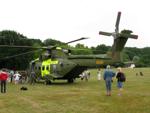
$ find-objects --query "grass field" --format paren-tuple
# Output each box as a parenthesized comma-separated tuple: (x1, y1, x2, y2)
(0, 68, 150, 113)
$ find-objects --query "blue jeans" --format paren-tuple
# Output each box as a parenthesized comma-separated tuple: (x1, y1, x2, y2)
(105, 80, 112, 91)
(117, 81, 123, 88)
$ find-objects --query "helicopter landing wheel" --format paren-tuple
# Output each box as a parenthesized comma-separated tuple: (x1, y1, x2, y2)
(68, 78, 74, 83)
(45, 80, 52, 85)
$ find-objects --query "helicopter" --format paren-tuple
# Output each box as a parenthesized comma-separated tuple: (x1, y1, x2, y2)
(0, 12, 138, 84)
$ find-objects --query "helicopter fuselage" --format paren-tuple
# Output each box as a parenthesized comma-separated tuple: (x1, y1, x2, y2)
(30, 53, 121, 84)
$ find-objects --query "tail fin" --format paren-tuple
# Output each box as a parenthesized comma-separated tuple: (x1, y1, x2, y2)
(110, 30, 138, 62)
(99, 12, 138, 62)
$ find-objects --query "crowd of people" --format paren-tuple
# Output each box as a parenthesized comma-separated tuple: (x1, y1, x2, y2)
(0, 69, 28, 93)
(0, 66, 126, 96)
(7, 70, 24, 84)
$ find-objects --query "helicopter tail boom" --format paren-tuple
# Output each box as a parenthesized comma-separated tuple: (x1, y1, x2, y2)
(110, 30, 138, 62)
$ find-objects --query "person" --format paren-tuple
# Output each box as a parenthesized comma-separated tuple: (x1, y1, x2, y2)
(79, 73, 84, 81)
(103, 65, 115, 96)
(9, 70, 14, 83)
(139, 71, 143, 76)
(116, 67, 125, 96)
(84, 70, 90, 81)
(13, 71, 21, 84)
(86, 70, 90, 79)
(97, 68, 101, 80)
(30, 71, 36, 85)
(0, 69, 8, 93)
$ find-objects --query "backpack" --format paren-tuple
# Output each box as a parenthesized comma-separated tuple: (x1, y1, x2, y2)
(20, 86, 28, 91)
(120, 73, 126, 82)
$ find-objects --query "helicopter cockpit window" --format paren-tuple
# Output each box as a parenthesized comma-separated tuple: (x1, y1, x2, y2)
(51, 50, 66, 58)
(52, 64, 57, 73)
(42, 66, 45, 70)
(46, 66, 49, 70)
(60, 62, 63, 67)
(39, 55, 42, 60)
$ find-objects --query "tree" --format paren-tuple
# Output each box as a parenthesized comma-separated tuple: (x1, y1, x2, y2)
(92, 44, 111, 54)
(0, 30, 43, 70)
(132, 56, 140, 63)
(43, 38, 66, 46)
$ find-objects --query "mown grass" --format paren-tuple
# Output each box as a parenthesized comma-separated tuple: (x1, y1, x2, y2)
(0, 68, 150, 113)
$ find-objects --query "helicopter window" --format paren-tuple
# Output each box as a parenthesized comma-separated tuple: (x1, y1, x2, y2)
(52, 65, 57, 73)
(42, 66, 45, 70)
(60, 62, 63, 67)
(51, 50, 66, 58)
(39, 55, 42, 60)
(46, 66, 49, 70)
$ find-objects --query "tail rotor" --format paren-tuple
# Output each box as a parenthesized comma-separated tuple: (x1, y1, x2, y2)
(99, 12, 138, 61)
(99, 11, 138, 40)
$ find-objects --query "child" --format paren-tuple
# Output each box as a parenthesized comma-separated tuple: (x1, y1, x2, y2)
(97, 68, 101, 80)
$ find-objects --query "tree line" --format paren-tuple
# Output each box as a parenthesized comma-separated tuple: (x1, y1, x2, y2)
(0, 30, 149, 70)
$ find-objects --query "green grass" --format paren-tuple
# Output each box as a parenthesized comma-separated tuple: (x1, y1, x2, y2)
(0, 68, 150, 113)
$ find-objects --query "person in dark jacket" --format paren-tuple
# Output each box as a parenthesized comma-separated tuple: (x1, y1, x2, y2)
(103, 65, 115, 96)
(0, 69, 8, 93)
(116, 67, 124, 96)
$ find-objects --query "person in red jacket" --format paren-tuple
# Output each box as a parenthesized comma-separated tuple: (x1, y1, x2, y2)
(0, 69, 8, 93)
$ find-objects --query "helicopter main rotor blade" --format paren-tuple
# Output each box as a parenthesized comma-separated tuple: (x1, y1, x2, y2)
(0, 45, 40, 49)
(115, 11, 121, 33)
(0, 50, 41, 60)
(65, 37, 89, 44)
(0, 45, 51, 50)
(99, 31, 112, 36)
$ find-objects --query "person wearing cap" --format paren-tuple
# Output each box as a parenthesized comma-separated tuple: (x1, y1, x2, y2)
(0, 69, 8, 93)
(103, 65, 115, 96)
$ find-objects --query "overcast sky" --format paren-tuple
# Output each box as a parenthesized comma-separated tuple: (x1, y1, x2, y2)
(0, 0, 149, 48)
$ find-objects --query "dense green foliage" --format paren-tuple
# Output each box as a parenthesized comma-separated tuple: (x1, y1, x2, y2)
(43, 38, 66, 46)
(0, 30, 43, 70)
(91, 44, 111, 54)
(123, 47, 150, 67)
(0, 30, 150, 70)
